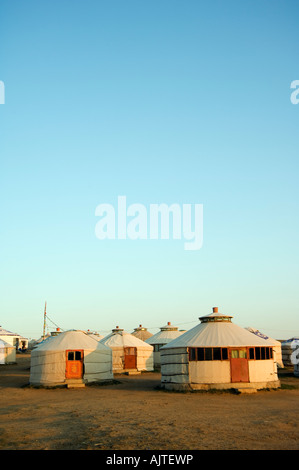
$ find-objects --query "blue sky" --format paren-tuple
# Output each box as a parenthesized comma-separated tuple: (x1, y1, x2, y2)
(0, 0, 298, 340)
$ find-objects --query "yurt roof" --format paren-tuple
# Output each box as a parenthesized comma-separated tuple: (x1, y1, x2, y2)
(161, 307, 278, 349)
(131, 325, 153, 340)
(0, 339, 15, 349)
(33, 330, 110, 352)
(87, 333, 104, 341)
(100, 327, 153, 349)
(245, 327, 281, 346)
(0, 327, 19, 336)
(145, 322, 184, 345)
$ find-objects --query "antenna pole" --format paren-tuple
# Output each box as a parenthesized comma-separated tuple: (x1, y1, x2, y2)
(43, 301, 47, 340)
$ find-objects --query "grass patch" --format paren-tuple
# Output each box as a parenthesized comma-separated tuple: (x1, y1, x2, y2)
(280, 383, 298, 390)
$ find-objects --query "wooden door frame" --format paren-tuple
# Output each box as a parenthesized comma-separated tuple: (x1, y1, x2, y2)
(124, 347, 137, 369)
(229, 347, 249, 383)
(65, 349, 84, 379)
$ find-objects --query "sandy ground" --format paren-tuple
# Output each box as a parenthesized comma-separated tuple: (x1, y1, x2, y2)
(0, 353, 299, 451)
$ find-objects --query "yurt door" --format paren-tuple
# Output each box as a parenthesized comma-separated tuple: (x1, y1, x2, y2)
(65, 350, 84, 379)
(229, 348, 249, 383)
(124, 347, 137, 369)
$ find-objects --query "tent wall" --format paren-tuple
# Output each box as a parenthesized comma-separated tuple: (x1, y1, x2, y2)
(153, 350, 161, 368)
(5, 347, 16, 364)
(160, 347, 189, 385)
(30, 348, 113, 385)
(0, 344, 16, 364)
(189, 361, 230, 384)
(30, 350, 66, 385)
(273, 346, 283, 368)
(248, 360, 277, 383)
(83, 349, 113, 382)
(136, 348, 154, 371)
(110, 346, 153, 372)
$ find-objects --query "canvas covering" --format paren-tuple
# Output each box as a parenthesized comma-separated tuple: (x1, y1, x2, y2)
(160, 311, 280, 389)
(100, 329, 154, 371)
(0, 339, 16, 364)
(29, 330, 113, 385)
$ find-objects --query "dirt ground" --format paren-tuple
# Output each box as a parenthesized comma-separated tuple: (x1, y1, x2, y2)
(0, 353, 299, 451)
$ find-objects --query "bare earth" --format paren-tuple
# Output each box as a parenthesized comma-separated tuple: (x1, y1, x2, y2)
(0, 353, 298, 450)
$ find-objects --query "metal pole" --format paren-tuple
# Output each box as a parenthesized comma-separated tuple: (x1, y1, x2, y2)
(43, 301, 47, 340)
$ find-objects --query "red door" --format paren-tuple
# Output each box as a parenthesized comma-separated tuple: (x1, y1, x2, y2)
(229, 348, 249, 383)
(66, 350, 84, 379)
(124, 347, 137, 369)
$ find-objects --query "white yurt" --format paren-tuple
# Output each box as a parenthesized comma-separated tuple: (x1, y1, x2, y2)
(245, 327, 284, 368)
(145, 322, 185, 369)
(131, 325, 153, 342)
(29, 329, 113, 387)
(0, 326, 27, 350)
(100, 326, 154, 373)
(0, 339, 16, 364)
(160, 307, 281, 392)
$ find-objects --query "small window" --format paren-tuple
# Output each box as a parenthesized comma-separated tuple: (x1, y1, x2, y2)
(222, 348, 228, 360)
(75, 351, 82, 360)
(261, 347, 266, 360)
(255, 347, 261, 360)
(197, 348, 205, 361)
(239, 349, 247, 359)
(249, 348, 255, 360)
(231, 350, 239, 359)
(213, 348, 221, 360)
(205, 348, 213, 361)
(189, 348, 197, 361)
(68, 351, 75, 361)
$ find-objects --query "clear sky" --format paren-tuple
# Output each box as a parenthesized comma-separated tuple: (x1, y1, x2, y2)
(0, 0, 298, 340)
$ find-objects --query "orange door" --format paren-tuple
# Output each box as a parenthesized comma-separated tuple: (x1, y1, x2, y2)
(229, 348, 249, 383)
(66, 350, 84, 379)
(124, 347, 137, 369)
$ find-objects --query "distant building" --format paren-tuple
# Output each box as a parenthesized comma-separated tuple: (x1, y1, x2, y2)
(145, 322, 184, 369)
(100, 326, 154, 373)
(0, 326, 28, 350)
(0, 339, 16, 364)
(131, 325, 153, 342)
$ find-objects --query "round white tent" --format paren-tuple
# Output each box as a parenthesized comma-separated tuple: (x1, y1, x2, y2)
(160, 307, 281, 392)
(0, 339, 16, 364)
(131, 325, 153, 342)
(100, 326, 154, 373)
(145, 322, 185, 369)
(29, 330, 113, 387)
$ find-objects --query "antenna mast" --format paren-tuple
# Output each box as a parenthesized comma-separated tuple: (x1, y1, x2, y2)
(43, 301, 47, 340)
